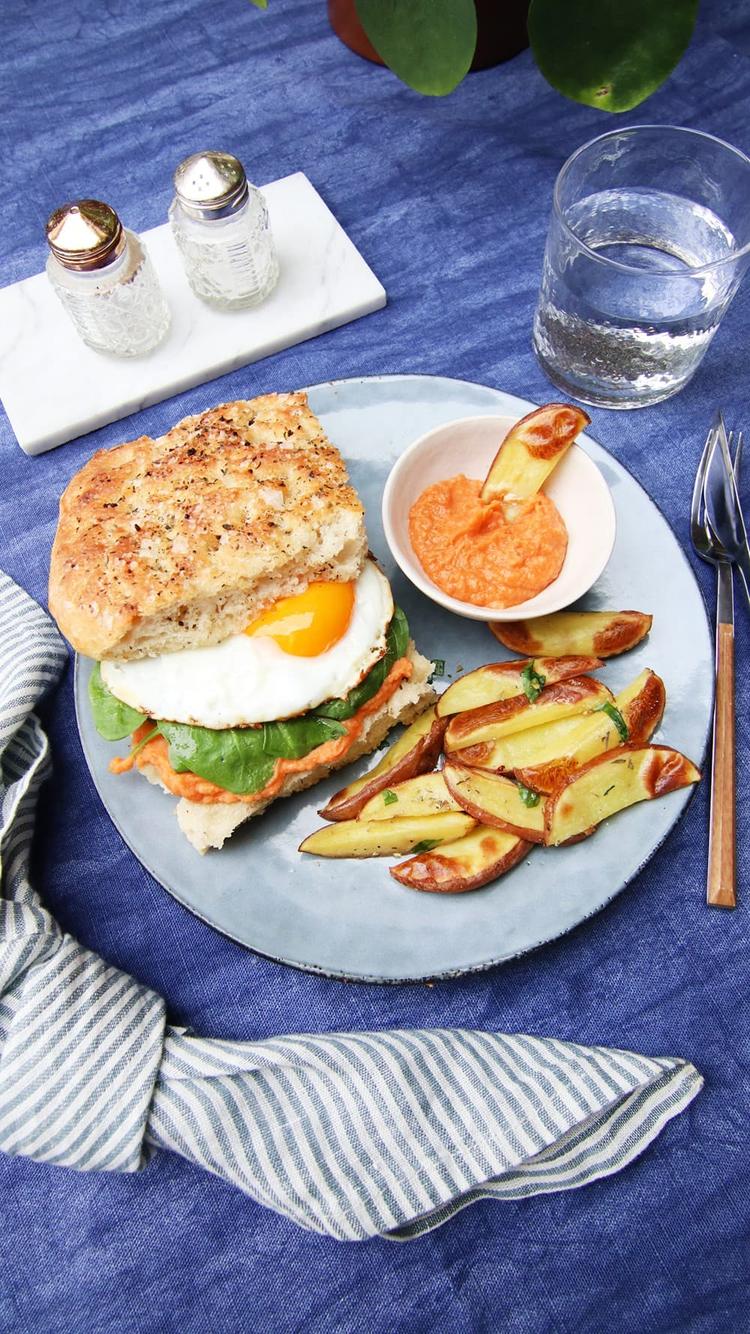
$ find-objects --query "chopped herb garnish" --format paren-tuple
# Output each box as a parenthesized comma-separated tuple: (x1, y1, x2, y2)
(429, 658, 446, 682)
(382, 789, 398, 806)
(520, 662, 546, 703)
(597, 701, 629, 742)
(602, 784, 615, 797)
(411, 839, 442, 854)
(517, 783, 542, 808)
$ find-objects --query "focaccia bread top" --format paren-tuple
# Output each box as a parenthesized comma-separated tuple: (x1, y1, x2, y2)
(49, 392, 367, 661)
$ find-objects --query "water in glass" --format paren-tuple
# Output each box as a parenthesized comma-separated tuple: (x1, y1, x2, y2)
(534, 187, 738, 408)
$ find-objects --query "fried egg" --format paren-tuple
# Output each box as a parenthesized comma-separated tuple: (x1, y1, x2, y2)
(100, 559, 395, 728)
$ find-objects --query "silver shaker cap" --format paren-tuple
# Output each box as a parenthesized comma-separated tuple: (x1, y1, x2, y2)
(173, 151, 249, 220)
(46, 199, 126, 271)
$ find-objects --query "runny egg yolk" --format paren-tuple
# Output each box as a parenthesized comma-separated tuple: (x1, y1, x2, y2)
(244, 580, 356, 657)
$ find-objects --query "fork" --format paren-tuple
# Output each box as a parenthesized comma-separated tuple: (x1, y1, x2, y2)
(690, 416, 739, 909)
(711, 429, 750, 613)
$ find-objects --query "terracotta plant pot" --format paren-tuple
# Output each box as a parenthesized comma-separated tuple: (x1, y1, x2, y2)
(328, 0, 530, 72)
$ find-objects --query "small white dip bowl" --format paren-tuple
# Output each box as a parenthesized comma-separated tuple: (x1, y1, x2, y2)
(382, 414, 616, 623)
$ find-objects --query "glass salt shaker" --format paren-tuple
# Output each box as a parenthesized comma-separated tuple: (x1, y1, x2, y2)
(45, 200, 170, 356)
(169, 150, 279, 310)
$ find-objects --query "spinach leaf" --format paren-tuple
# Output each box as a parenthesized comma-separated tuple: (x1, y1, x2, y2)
(158, 713, 347, 796)
(161, 723, 276, 796)
(520, 662, 546, 704)
(315, 607, 409, 722)
(260, 715, 346, 759)
(89, 663, 146, 741)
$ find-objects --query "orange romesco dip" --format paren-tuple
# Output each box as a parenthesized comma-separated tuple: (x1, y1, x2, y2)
(408, 474, 567, 608)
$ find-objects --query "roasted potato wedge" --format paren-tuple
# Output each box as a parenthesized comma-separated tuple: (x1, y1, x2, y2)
(544, 744, 700, 846)
(443, 762, 546, 843)
(391, 826, 530, 894)
(319, 706, 447, 821)
(514, 669, 666, 793)
(489, 609, 653, 659)
(358, 771, 462, 822)
(480, 403, 590, 503)
(436, 655, 603, 718)
(451, 670, 664, 790)
(444, 676, 611, 752)
(299, 812, 475, 859)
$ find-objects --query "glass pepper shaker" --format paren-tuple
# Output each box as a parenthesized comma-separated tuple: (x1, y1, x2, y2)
(169, 150, 279, 310)
(45, 200, 170, 357)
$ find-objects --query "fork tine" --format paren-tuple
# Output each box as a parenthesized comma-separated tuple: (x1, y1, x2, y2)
(725, 429, 736, 488)
(691, 421, 719, 541)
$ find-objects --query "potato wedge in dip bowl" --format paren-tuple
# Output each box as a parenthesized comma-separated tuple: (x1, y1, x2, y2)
(382, 412, 616, 622)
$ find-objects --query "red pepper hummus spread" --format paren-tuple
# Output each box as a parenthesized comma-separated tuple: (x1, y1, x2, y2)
(408, 474, 567, 609)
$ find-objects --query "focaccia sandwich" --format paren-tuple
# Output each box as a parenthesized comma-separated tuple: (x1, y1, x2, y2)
(49, 392, 435, 852)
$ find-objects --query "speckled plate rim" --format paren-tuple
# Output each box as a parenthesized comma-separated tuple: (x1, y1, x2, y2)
(74, 374, 714, 983)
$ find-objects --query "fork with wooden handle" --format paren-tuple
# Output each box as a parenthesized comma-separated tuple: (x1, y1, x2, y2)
(710, 557, 735, 908)
(710, 426, 747, 907)
(690, 415, 738, 908)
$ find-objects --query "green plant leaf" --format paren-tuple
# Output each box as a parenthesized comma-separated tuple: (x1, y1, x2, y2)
(356, 0, 477, 96)
(89, 663, 146, 741)
(248, 0, 268, 9)
(528, 0, 699, 112)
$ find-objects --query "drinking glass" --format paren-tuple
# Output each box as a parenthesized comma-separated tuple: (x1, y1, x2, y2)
(532, 125, 750, 409)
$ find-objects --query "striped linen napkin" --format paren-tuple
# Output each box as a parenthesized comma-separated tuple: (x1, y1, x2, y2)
(0, 571, 703, 1240)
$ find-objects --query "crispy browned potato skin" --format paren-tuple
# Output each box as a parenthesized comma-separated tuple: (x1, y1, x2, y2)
(544, 743, 701, 846)
(593, 613, 653, 658)
(513, 759, 571, 794)
(436, 655, 603, 718)
(489, 611, 653, 659)
(622, 669, 666, 743)
(444, 676, 610, 751)
(390, 826, 530, 894)
(513, 669, 666, 793)
(443, 761, 547, 844)
(480, 404, 591, 503)
(320, 713, 447, 821)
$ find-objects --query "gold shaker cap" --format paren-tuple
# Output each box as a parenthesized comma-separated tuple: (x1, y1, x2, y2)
(46, 200, 125, 271)
(173, 151, 249, 219)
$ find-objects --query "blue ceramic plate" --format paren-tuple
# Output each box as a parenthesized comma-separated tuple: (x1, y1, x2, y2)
(75, 375, 713, 982)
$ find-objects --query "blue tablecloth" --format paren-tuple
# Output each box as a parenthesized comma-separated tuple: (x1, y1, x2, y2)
(1, 0, 748, 1328)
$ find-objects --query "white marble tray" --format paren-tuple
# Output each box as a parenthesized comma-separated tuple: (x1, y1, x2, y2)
(0, 173, 386, 455)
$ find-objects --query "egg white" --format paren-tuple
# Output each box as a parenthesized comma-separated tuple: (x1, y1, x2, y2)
(100, 560, 395, 728)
